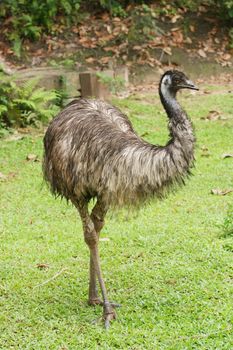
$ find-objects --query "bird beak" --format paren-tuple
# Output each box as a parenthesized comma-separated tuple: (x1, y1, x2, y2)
(178, 80, 199, 91)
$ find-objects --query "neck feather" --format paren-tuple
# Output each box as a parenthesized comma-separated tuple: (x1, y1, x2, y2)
(158, 84, 195, 183)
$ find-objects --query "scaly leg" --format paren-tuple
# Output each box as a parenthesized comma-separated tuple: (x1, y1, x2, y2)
(88, 200, 107, 305)
(76, 200, 116, 328)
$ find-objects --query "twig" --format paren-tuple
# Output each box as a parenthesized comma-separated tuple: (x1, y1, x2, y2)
(33, 267, 72, 289)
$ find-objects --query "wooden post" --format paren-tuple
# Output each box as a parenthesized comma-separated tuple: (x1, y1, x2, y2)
(79, 72, 112, 100)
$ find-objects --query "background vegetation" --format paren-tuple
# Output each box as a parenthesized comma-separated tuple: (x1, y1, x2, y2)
(0, 0, 232, 50)
(0, 73, 61, 135)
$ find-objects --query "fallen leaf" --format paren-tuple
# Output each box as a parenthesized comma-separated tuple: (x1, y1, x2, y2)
(198, 49, 207, 58)
(189, 25, 195, 32)
(221, 53, 231, 61)
(100, 56, 111, 64)
(133, 45, 141, 51)
(204, 110, 221, 120)
(221, 153, 233, 159)
(184, 37, 192, 44)
(163, 47, 172, 55)
(85, 57, 96, 63)
(171, 15, 181, 23)
(36, 263, 50, 269)
(201, 145, 210, 157)
(171, 30, 184, 44)
(211, 189, 233, 196)
(26, 154, 39, 162)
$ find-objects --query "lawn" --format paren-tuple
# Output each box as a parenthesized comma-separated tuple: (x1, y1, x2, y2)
(0, 85, 233, 349)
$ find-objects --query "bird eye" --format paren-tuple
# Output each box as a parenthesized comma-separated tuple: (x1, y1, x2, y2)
(173, 78, 180, 84)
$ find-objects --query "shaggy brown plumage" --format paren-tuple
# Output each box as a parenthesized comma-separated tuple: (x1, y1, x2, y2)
(43, 70, 198, 328)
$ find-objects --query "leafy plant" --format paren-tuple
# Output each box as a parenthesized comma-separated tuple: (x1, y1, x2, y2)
(96, 72, 125, 93)
(0, 0, 81, 56)
(0, 73, 60, 129)
(100, 0, 127, 17)
(128, 5, 161, 44)
(217, 0, 233, 19)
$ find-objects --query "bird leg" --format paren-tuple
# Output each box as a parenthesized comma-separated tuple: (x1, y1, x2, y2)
(88, 200, 107, 305)
(77, 201, 116, 328)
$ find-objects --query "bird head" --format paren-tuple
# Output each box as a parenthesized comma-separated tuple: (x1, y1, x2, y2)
(160, 70, 199, 96)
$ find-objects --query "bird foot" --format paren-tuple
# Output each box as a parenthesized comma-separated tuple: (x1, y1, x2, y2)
(89, 300, 120, 328)
(103, 301, 117, 329)
(88, 297, 102, 306)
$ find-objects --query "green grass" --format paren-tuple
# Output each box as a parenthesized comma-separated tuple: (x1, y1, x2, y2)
(0, 87, 233, 349)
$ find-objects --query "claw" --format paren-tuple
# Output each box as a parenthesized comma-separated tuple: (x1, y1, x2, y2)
(88, 297, 102, 306)
(90, 301, 118, 328)
(105, 318, 110, 330)
(102, 301, 117, 329)
(100, 301, 121, 308)
(109, 302, 121, 308)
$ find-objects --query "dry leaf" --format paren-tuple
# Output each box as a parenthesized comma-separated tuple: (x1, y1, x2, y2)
(100, 56, 111, 64)
(26, 154, 39, 162)
(163, 47, 172, 55)
(205, 110, 221, 120)
(221, 53, 231, 61)
(184, 37, 192, 44)
(198, 49, 207, 58)
(85, 57, 95, 63)
(201, 145, 210, 157)
(189, 25, 195, 32)
(133, 45, 141, 51)
(171, 15, 181, 23)
(36, 263, 50, 269)
(211, 189, 233, 196)
(221, 153, 233, 159)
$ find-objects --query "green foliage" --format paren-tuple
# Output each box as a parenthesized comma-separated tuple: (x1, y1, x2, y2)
(0, 0, 81, 56)
(100, 0, 127, 17)
(218, 0, 233, 18)
(96, 72, 125, 94)
(128, 4, 161, 44)
(0, 0, 232, 56)
(0, 73, 60, 129)
(229, 28, 233, 48)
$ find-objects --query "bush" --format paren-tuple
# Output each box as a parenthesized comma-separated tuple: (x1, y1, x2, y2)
(218, 0, 233, 19)
(0, 0, 81, 56)
(0, 0, 232, 56)
(0, 73, 60, 129)
(128, 4, 161, 44)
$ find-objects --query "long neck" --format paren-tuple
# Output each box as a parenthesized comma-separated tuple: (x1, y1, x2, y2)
(111, 86, 196, 204)
(160, 85, 195, 152)
(156, 85, 196, 190)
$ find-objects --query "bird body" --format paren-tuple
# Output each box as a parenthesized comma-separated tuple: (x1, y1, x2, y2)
(43, 70, 198, 327)
(43, 93, 195, 207)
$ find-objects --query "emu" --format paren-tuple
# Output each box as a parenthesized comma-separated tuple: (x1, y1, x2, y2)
(43, 70, 198, 328)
